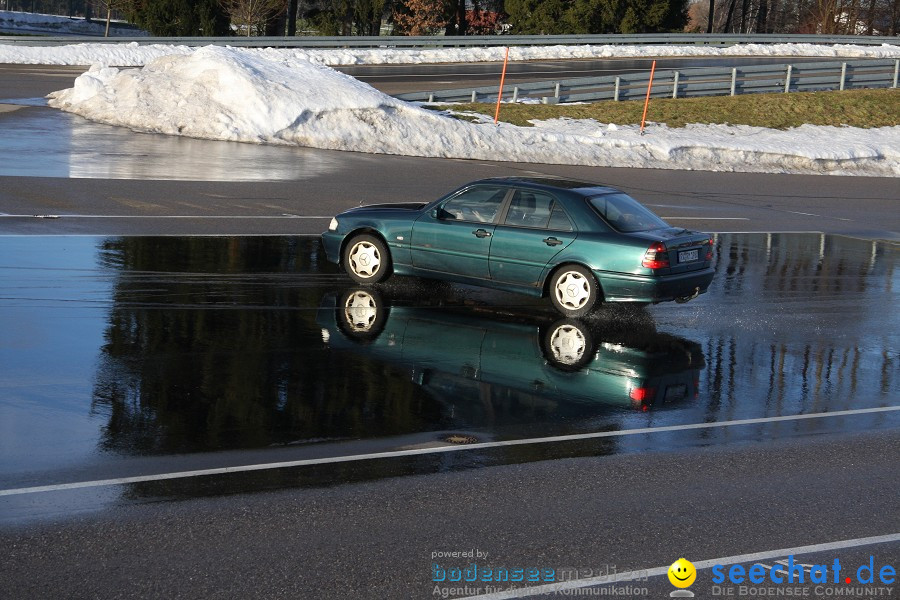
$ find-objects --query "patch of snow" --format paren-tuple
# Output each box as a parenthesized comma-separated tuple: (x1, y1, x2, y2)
(0, 42, 185, 66)
(46, 47, 900, 177)
(0, 37, 897, 67)
(0, 9, 146, 37)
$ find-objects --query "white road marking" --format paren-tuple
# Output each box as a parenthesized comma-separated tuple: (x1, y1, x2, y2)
(459, 533, 900, 599)
(715, 230, 825, 234)
(786, 210, 853, 221)
(0, 406, 896, 497)
(0, 214, 332, 219)
(0, 234, 325, 237)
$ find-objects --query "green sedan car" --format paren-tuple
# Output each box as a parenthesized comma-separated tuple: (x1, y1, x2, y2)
(322, 177, 714, 317)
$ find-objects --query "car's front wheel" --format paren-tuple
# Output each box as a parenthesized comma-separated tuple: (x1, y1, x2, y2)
(343, 234, 391, 284)
(548, 265, 599, 318)
(336, 288, 387, 341)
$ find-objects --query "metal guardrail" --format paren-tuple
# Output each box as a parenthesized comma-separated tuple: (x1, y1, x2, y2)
(396, 58, 900, 104)
(1, 33, 899, 48)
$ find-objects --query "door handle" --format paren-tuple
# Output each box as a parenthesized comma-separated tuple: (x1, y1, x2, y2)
(473, 229, 492, 238)
(543, 237, 563, 246)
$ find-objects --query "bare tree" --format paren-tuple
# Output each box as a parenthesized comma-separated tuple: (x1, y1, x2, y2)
(220, 0, 287, 36)
(723, 0, 738, 31)
(96, 0, 133, 37)
(755, 0, 768, 30)
(811, 0, 849, 32)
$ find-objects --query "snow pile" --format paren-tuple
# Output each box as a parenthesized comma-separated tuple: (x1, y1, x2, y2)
(0, 9, 145, 37)
(47, 46, 900, 176)
(0, 38, 897, 67)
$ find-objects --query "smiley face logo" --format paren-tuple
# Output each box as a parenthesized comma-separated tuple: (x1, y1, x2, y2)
(668, 558, 696, 588)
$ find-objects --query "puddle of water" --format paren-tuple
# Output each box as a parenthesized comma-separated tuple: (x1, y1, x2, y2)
(0, 97, 48, 106)
(0, 107, 341, 181)
(0, 233, 896, 511)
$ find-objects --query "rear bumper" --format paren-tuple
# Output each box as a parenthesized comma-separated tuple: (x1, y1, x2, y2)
(596, 267, 715, 303)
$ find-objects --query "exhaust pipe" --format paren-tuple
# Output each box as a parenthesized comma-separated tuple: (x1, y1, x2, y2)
(675, 287, 701, 304)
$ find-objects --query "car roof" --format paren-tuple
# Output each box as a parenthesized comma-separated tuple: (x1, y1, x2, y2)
(474, 176, 621, 196)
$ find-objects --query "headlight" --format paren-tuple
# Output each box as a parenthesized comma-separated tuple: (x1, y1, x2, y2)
(328, 217, 339, 231)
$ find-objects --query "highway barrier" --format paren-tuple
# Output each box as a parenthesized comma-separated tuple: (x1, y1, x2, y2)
(395, 58, 900, 104)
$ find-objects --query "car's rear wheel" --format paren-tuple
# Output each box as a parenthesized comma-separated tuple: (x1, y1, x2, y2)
(541, 319, 595, 371)
(548, 265, 598, 318)
(343, 234, 391, 284)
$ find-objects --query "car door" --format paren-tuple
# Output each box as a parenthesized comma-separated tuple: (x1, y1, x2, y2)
(479, 321, 558, 397)
(488, 190, 577, 287)
(410, 185, 510, 280)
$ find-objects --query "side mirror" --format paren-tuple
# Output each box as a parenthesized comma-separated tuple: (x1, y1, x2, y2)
(430, 208, 439, 219)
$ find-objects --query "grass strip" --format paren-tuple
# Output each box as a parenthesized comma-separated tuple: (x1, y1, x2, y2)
(439, 89, 900, 129)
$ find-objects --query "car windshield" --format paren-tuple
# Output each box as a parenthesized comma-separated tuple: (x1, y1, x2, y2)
(588, 193, 669, 233)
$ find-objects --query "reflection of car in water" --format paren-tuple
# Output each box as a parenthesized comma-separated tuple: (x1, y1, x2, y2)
(320, 289, 704, 413)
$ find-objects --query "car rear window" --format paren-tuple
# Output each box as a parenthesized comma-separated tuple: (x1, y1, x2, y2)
(588, 193, 669, 233)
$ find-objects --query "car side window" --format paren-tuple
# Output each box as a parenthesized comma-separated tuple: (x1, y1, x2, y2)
(503, 190, 552, 228)
(547, 203, 574, 231)
(440, 186, 507, 224)
(504, 191, 573, 231)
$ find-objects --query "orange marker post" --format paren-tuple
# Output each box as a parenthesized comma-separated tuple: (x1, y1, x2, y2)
(494, 47, 510, 125)
(640, 60, 657, 136)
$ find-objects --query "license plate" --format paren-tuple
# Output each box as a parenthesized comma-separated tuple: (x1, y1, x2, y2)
(678, 249, 699, 263)
(665, 384, 687, 401)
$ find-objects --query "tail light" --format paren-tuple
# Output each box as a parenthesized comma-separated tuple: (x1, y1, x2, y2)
(630, 386, 656, 403)
(706, 237, 714, 261)
(642, 242, 669, 270)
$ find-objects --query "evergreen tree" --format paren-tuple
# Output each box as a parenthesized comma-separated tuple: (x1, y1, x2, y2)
(128, 0, 229, 36)
(504, 0, 688, 33)
(354, 0, 386, 35)
(505, 0, 569, 33)
(619, 0, 685, 31)
(562, 0, 620, 33)
(197, 0, 230, 35)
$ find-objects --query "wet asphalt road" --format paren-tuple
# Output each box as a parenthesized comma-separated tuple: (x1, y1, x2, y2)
(0, 59, 898, 600)
(1, 233, 895, 495)
(0, 233, 898, 599)
(2, 430, 898, 599)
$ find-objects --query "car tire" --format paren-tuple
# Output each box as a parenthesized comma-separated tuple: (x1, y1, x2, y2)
(343, 234, 391, 284)
(541, 319, 595, 371)
(336, 288, 387, 341)
(548, 265, 599, 318)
